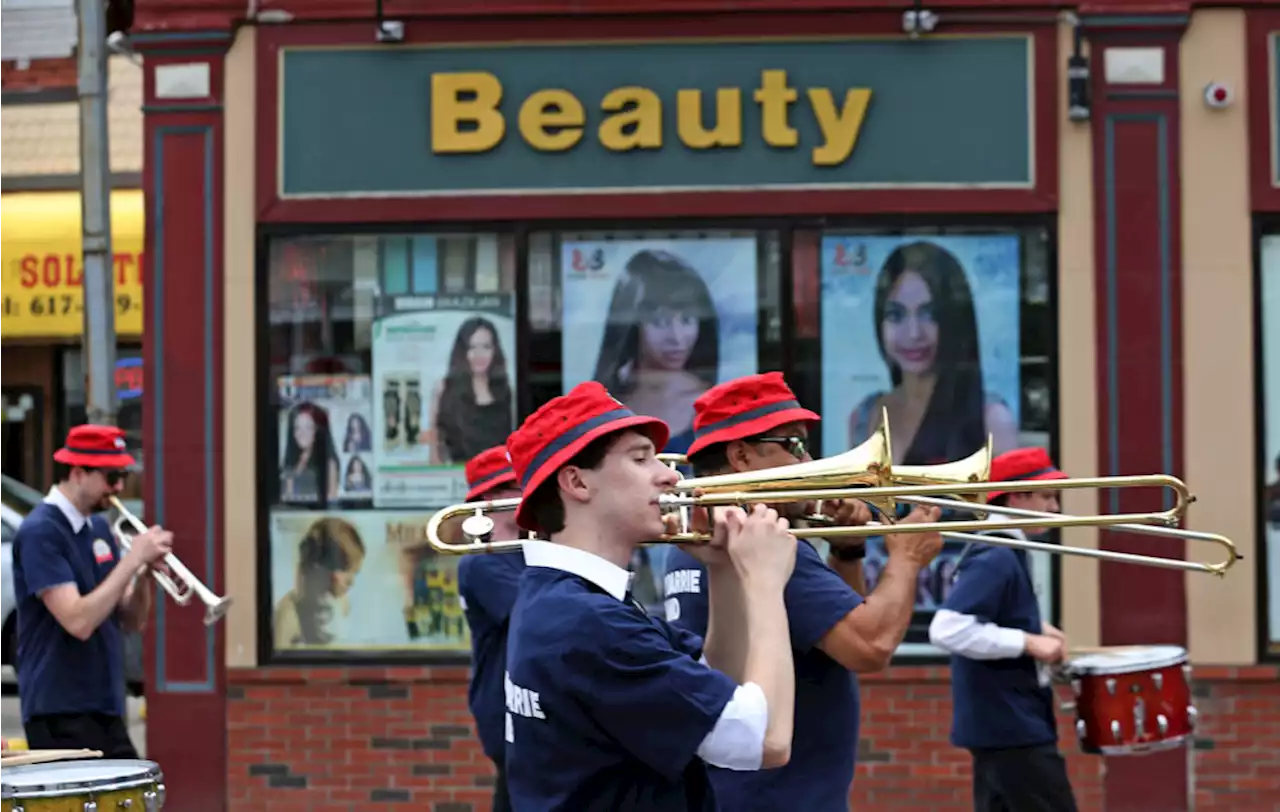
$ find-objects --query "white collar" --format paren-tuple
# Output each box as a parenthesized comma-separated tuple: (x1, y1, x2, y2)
(522, 540, 633, 601)
(44, 486, 89, 533)
(982, 509, 1027, 541)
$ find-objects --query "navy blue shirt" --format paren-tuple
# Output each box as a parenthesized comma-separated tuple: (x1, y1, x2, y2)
(941, 541, 1057, 750)
(12, 501, 126, 722)
(506, 561, 737, 812)
(458, 552, 525, 764)
(663, 540, 865, 812)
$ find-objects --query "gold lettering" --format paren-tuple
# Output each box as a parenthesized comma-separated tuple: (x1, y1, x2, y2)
(431, 72, 505, 154)
(598, 87, 662, 152)
(518, 90, 585, 152)
(808, 88, 872, 166)
(676, 88, 743, 149)
(754, 70, 798, 148)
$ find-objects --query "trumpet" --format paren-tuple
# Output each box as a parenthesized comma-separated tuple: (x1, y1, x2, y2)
(424, 416, 1240, 577)
(109, 497, 232, 626)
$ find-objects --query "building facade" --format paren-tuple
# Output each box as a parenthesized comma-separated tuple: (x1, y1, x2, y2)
(129, 1, 1276, 810)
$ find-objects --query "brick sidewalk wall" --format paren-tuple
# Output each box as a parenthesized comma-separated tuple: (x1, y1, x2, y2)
(227, 664, 1280, 811)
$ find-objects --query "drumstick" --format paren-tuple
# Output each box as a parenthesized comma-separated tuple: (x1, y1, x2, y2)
(0, 749, 103, 766)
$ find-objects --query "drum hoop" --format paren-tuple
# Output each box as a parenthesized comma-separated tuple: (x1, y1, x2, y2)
(0, 763, 162, 798)
(1068, 650, 1187, 676)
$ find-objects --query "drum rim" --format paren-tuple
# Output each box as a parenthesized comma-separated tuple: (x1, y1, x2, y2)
(1067, 646, 1187, 675)
(0, 760, 162, 798)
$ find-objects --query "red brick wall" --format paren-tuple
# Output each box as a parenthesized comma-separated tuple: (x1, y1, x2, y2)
(227, 664, 1280, 812)
(1, 57, 77, 91)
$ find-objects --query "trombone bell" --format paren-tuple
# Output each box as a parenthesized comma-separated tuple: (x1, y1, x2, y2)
(889, 437, 994, 505)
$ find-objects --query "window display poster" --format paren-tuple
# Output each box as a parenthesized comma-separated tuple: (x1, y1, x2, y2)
(277, 375, 375, 507)
(559, 237, 760, 455)
(820, 234, 1023, 464)
(1260, 236, 1280, 648)
(370, 294, 517, 508)
(818, 235, 1028, 643)
(270, 510, 470, 652)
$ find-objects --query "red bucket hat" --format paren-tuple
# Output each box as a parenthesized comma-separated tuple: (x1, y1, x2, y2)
(465, 445, 519, 502)
(53, 425, 136, 469)
(686, 372, 820, 457)
(507, 382, 669, 532)
(988, 447, 1068, 501)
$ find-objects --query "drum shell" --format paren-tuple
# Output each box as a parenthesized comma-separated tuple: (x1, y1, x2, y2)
(1067, 649, 1195, 756)
(0, 760, 165, 812)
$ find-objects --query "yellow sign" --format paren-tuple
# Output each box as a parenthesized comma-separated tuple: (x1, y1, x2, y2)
(1, 190, 145, 339)
(430, 69, 873, 168)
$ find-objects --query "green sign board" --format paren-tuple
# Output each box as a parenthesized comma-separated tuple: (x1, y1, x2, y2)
(280, 36, 1032, 197)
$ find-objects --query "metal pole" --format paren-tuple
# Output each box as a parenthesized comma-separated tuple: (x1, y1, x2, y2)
(78, 0, 117, 426)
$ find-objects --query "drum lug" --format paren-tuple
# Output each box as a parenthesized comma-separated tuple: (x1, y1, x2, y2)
(1152, 672, 1163, 691)
(119, 801, 133, 809)
(1106, 678, 1117, 696)
(1157, 714, 1169, 736)
(1075, 719, 1087, 741)
(1187, 706, 1199, 731)
(84, 803, 99, 812)
(1110, 719, 1122, 742)
(145, 785, 165, 812)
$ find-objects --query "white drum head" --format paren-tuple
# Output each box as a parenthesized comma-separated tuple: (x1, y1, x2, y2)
(1068, 645, 1187, 675)
(1, 759, 160, 796)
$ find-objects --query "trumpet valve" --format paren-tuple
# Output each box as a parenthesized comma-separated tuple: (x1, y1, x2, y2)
(461, 513, 496, 545)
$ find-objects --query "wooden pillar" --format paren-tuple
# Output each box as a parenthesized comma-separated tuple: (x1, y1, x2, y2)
(135, 29, 231, 812)
(1084, 13, 1191, 812)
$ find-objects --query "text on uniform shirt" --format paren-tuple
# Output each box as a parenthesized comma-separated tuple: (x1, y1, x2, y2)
(505, 670, 546, 743)
(663, 568, 703, 621)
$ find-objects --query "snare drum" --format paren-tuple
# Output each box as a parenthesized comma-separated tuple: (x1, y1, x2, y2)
(1064, 645, 1196, 756)
(1, 759, 165, 812)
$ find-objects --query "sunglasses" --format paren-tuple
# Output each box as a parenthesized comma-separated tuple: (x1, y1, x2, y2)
(753, 435, 809, 460)
(83, 468, 128, 486)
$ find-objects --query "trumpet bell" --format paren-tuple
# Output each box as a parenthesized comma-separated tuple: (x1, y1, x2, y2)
(669, 420, 896, 513)
(890, 437, 994, 505)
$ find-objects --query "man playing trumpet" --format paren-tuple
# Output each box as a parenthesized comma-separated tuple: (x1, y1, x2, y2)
(661, 372, 945, 811)
(502, 381, 800, 811)
(12, 425, 173, 758)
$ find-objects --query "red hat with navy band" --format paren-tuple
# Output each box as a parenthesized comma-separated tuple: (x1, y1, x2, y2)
(987, 447, 1068, 501)
(507, 381, 670, 532)
(465, 445, 519, 502)
(686, 372, 820, 457)
(53, 425, 136, 469)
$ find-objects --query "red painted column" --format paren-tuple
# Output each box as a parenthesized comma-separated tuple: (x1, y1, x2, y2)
(135, 30, 231, 812)
(1084, 13, 1190, 812)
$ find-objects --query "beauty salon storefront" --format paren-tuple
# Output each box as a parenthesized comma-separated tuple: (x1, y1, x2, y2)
(130, 2, 1270, 810)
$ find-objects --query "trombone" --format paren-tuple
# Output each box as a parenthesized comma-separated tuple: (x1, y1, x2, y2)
(424, 415, 1240, 577)
(109, 497, 233, 626)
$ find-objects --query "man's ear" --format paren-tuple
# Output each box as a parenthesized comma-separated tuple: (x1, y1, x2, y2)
(555, 465, 592, 505)
(725, 440, 754, 473)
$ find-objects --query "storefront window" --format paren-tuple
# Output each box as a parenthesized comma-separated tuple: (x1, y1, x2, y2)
(526, 228, 785, 613)
(1259, 234, 1280, 656)
(796, 225, 1056, 655)
(60, 345, 147, 513)
(265, 231, 516, 658)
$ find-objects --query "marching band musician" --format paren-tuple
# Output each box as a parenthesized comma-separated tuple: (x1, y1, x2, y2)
(928, 447, 1079, 812)
(661, 372, 945, 811)
(11, 425, 173, 758)
(502, 381, 800, 811)
(457, 445, 526, 812)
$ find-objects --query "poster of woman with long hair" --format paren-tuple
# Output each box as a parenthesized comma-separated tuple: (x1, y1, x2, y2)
(371, 295, 516, 508)
(560, 238, 759, 455)
(277, 375, 374, 507)
(819, 234, 1026, 638)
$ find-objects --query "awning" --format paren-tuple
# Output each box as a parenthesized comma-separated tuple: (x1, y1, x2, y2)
(1, 189, 145, 339)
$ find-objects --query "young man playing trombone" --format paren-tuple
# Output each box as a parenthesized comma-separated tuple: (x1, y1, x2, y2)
(502, 381, 799, 811)
(928, 447, 1079, 812)
(661, 372, 945, 811)
(456, 445, 525, 812)
(11, 425, 173, 758)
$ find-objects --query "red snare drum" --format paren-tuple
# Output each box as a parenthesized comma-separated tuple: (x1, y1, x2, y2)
(1064, 645, 1196, 756)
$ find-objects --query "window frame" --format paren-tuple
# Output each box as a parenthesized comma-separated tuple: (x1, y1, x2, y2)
(1254, 216, 1279, 662)
(255, 215, 1060, 666)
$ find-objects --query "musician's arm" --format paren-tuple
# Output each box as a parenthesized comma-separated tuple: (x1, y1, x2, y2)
(929, 550, 1024, 659)
(40, 562, 142, 642)
(701, 562, 750, 682)
(119, 567, 153, 632)
(826, 552, 866, 595)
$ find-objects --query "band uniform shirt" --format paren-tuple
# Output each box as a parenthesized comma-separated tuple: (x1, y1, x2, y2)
(663, 539, 866, 812)
(458, 552, 526, 764)
(930, 527, 1057, 751)
(12, 491, 126, 723)
(505, 540, 765, 812)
